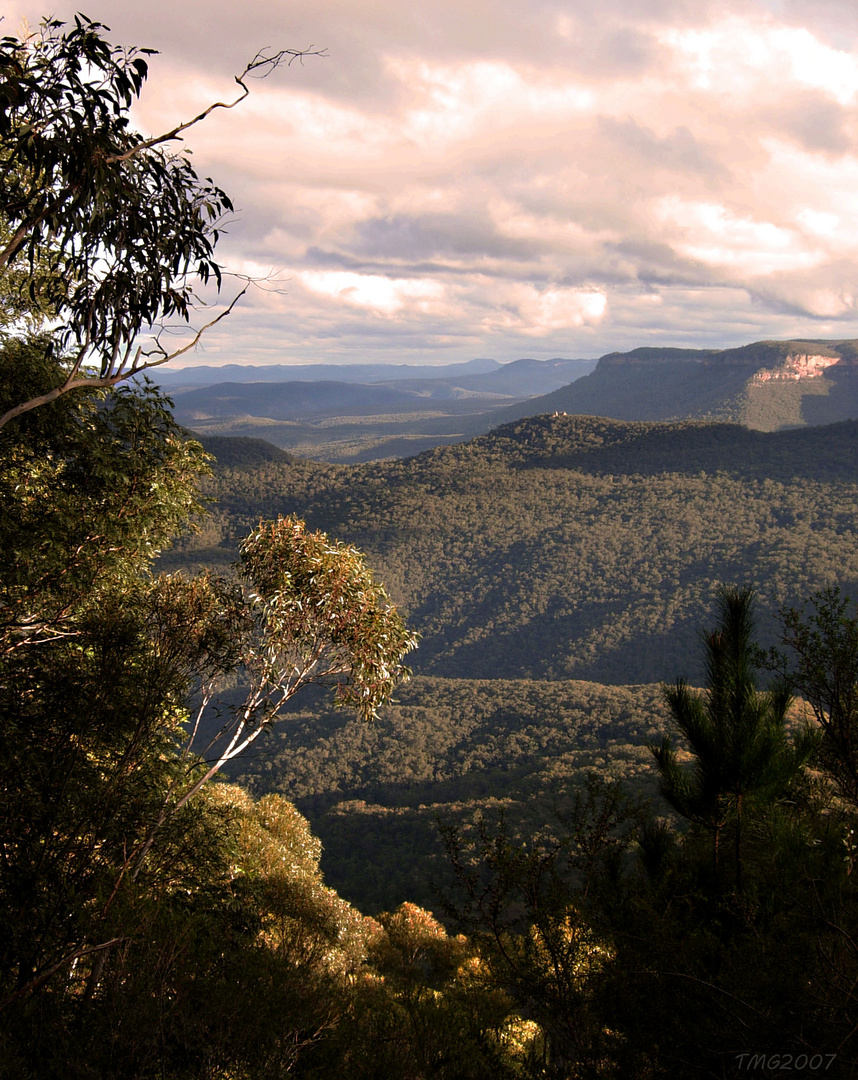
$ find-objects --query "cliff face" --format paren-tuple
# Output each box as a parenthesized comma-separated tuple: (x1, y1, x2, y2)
(752, 351, 853, 383)
(601, 340, 858, 375)
(497, 339, 858, 431)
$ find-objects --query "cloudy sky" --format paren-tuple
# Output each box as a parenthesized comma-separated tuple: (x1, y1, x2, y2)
(8, 0, 858, 367)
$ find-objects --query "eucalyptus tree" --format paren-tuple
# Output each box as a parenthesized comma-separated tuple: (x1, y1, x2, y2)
(129, 514, 419, 877)
(772, 588, 858, 809)
(0, 15, 321, 429)
(0, 353, 416, 1015)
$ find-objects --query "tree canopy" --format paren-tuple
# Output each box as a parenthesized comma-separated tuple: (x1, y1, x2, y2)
(653, 587, 815, 889)
(0, 348, 416, 1056)
(0, 15, 320, 429)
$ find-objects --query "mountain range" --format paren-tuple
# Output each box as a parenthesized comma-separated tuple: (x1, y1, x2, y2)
(167, 338, 858, 461)
(516, 338, 858, 430)
(162, 355, 594, 461)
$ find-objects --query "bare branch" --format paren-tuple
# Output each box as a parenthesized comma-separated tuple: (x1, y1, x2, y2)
(103, 47, 326, 165)
(0, 287, 248, 431)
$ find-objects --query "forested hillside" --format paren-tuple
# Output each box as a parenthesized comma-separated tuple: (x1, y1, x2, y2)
(169, 413, 858, 685)
(230, 676, 669, 912)
(172, 412, 858, 917)
(506, 338, 858, 430)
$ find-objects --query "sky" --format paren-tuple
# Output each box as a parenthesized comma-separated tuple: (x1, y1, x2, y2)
(7, 0, 858, 367)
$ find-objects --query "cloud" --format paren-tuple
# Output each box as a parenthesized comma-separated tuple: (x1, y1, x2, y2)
(7, 0, 858, 364)
(298, 271, 447, 317)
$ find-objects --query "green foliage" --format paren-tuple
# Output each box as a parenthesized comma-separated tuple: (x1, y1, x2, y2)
(0, 365, 232, 1019)
(0, 212, 57, 329)
(653, 588, 816, 889)
(572, 592, 858, 1075)
(318, 902, 520, 1080)
(0, 337, 211, 649)
(0, 17, 320, 430)
(240, 516, 418, 722)
(0, 352, 419, 1075)
(773, 587, 858, 808)
(440, 778, 642, 1078)
(0, 782, 376, 1079)
(8, 153, 858, 1075)
(169, 414, 858, 686)
(0, 16, 232, 368)
(231, 676, 667, 913)
(152, 411, 858, 1072)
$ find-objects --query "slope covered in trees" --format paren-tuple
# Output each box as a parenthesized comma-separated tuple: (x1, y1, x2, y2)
(230, 676, 668, 913)
(168, 411, 858, 923)
(169, 412, 858, 685)
(500, 338, 858, 431)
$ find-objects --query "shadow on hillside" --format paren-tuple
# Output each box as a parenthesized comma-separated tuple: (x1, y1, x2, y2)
(509, 416, 858, 482)
(801, 367, 858, 427)
(416, 603, 706, 685)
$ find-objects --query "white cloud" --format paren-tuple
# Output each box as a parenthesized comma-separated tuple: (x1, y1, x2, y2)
(299, 271, 447, 316)
(772, 25, 858, 104)
(7, 0, 858, 364)
(660, 17, 858, 103)
(480, 284, 608, 336)
(654, 198, 825, 276)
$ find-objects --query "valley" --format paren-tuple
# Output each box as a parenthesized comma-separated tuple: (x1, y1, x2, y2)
(164, 407, 858, 913)
(162, 355, 597, 461)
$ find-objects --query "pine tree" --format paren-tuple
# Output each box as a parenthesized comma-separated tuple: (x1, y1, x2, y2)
(652, 587, 816, 891)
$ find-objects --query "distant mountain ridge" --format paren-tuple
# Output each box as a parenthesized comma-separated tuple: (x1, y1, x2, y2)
(155, 356, 588, 391)
(169, 338, 858, 461)
(167, 356, 597, 460)
(500, 338, 858, 431)
(154, 357, 499, 389)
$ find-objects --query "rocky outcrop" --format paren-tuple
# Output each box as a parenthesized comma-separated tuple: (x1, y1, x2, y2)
(493, 337, 858, 432)
(752, 352, 851, 383)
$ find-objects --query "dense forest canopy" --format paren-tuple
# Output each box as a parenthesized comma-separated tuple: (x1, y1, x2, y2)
(168, 413, 858, 684)
(229, 676, 669, 913)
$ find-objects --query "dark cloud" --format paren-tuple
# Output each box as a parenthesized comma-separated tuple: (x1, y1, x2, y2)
(604, 239, 727, 287)
(351, 213, 545, 260)
(596, 117, 732, 182)
(762, 91, 854, 153)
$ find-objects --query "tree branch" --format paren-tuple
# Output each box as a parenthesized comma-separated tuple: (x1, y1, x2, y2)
(103, 47, 326, 166)
(0, 938, 125, 1013)
(0, 286, 248, 431)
